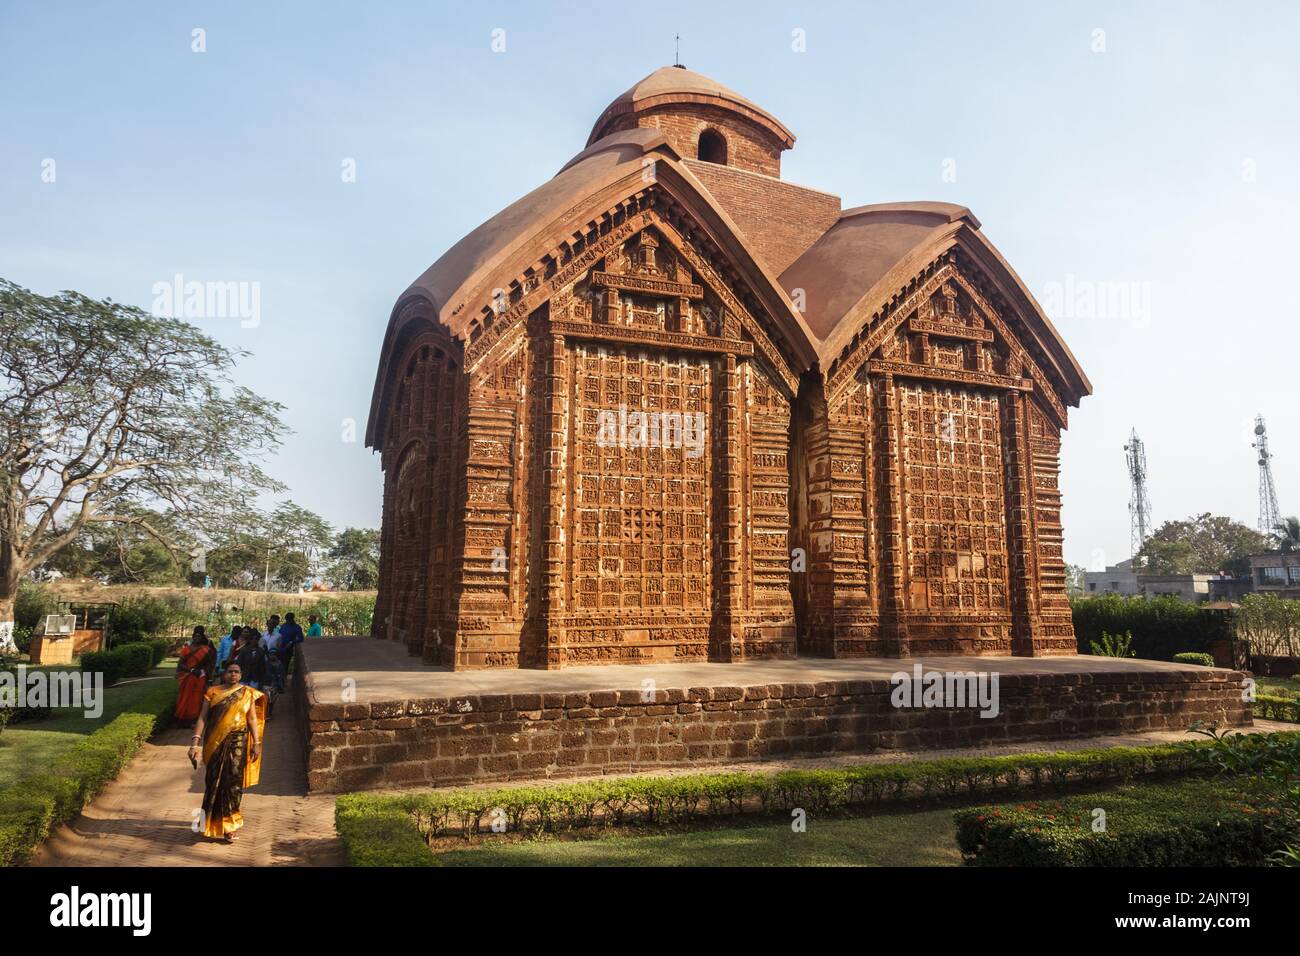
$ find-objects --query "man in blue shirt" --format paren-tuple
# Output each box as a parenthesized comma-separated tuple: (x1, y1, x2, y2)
(216, 624, 238, 672)
(279, 612, 305, 687)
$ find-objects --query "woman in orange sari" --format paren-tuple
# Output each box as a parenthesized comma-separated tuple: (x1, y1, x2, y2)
(187, 662, 266, 842)
(174, 627, 215, 724)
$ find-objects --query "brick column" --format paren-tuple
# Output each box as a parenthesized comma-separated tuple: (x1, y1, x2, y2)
(1002, 390, 1042, 656)
(537, 332, 569, 667)
(711, 351, 744, 661)
(874, 374, 910, 657)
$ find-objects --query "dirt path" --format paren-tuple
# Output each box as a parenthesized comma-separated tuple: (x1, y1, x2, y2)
(33, 684, 345, 867)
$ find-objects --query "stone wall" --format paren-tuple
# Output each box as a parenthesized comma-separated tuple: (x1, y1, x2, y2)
(299, 660, 1251, 792)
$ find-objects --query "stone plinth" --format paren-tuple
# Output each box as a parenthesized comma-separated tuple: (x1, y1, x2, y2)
(296, 638, 1251, 793)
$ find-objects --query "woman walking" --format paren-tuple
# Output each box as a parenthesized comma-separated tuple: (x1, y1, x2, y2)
(174, 626, 215, 724)
(187, 662, 266, 843)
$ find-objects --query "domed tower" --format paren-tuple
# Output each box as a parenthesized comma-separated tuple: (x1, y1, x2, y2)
(588, 65, 796, 178)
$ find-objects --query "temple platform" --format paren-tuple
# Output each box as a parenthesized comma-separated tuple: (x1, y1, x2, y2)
(295, 637, 1252, 792)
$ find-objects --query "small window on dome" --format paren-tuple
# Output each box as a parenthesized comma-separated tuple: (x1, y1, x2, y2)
(698, 128, 728, 165)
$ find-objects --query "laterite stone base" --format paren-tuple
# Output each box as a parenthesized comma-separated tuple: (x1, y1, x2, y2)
(296, 638, 1251, 793)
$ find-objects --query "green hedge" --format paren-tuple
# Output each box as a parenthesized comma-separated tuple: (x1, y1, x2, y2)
(1071, 593, 1222, 660)
(335, 796, 439, 867)
(0, 680, 177, 867)
(1172, 652, 1215, 667)
(80, 643, 155, 687)
(334, 737, 1290, 865)
(0, 661, 53, 728)
(144, 638, 171, 667)
(116, 643, 153, 676)
(954, 777, 1297, 866)
(1255, 694, 1300, 723)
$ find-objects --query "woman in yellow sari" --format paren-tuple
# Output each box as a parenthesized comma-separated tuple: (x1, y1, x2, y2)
(187, 661, 266, 842)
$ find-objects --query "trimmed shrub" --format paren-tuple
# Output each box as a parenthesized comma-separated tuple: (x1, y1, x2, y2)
(335, 796, 437, 867)
(953, 778, 1297, 866)
(1172, 652, 1215, 667)
(0, 661, 54, 726)
(0, 680, 177, 866)
(1255, 695, 1300, 723)
(1071, 593, 1220, 660)
(79, 649, 128, 687)
(144, 638, 172, 667)
(79, 643, 155, 687)
(113, 643, 154, 679)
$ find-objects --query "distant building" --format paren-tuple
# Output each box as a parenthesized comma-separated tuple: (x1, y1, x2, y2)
(1248, 553, 1300, 599)
(1207, 573, 1253, 602)
(1138, 574, 1219, 603)
(1083, 559, 1139, 596)
(1083, 559, 1228, 603)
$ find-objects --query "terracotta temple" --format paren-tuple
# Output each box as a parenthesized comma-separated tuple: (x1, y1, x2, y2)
(366, 65, 1092, 670)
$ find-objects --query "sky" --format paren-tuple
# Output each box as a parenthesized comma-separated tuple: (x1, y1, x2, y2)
(2, 0, 1296, 570)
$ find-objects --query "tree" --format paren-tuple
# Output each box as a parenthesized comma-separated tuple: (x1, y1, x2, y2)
(0, 279, 286, 647)
(36, 506, 194, 584)
(327, 527, 380, 591)
(1064, 563, 1087, 596)
(1274, 515, 1300, 587)
(1274, 516, 1300, 553)
(196, 501, 333, 591)
(265, 501, 333, 590)
(1135, 512, 1270, 577)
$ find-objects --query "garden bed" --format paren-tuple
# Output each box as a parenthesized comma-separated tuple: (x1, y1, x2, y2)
(954, 777, 1298, 866)
(334, 734, 1300, 866)
(0, 677, 178, 866)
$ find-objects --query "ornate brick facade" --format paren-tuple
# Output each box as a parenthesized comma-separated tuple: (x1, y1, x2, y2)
(367, 66, 1092, 669)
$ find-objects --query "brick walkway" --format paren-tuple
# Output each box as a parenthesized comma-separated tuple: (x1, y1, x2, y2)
(33, 684, 345, 867)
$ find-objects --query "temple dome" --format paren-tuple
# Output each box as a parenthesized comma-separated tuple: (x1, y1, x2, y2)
(588, 65, 795, 177)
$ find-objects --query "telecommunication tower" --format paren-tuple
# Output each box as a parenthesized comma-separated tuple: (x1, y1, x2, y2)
(1124, 429, 1153, 562)
(1253, 415, 1282, 536)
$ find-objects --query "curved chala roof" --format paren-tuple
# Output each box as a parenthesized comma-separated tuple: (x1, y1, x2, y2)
(366, 127, 818, 446)
(780, 202, 1092, 406)
(369, 69, 1090, 446)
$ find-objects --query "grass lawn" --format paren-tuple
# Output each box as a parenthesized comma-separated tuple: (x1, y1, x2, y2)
(1258, 676, 1300, 699)
(434, 808, 961, 867)
(0, 661, 178, 788)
